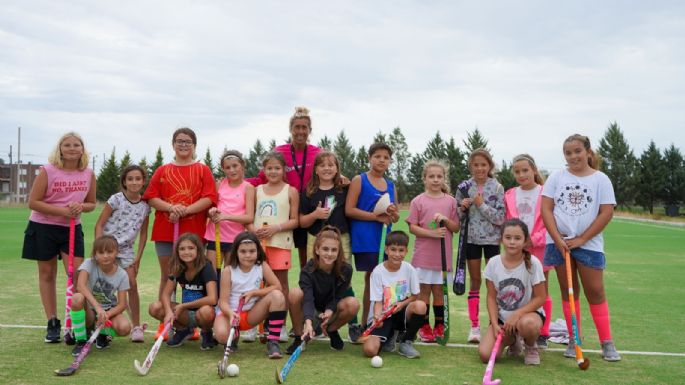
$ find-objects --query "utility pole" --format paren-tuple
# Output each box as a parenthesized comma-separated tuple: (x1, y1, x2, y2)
(16, 127, 21, 203)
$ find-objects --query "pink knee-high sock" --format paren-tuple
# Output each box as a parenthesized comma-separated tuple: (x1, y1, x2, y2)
(468, 290, 480, 328)
(562, 299, 582, 338)
(589, 301, 613, 343)
(541, 296, 552, 336)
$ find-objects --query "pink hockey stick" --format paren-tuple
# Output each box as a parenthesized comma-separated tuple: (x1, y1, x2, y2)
(482, 329, 504, 385)
(63, 218, 75, 342)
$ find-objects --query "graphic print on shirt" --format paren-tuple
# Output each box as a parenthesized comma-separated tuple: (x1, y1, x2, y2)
(92, 277, 117, 309)
(182, 283, 204, 303)
(497, 277, 525, 312)
(382, 279, 408, 309)
(556, 183, 593, 216)
(257, 199, 278, 218)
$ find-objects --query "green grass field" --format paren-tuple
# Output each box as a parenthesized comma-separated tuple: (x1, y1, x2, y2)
(1, 207, 684, 384)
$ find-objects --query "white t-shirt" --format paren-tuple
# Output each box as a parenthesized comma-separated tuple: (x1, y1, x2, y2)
(368, 261, 420, 323)
(78, 259, 130, 310)
(515, 185, 541, 233)
(103, 192, 150, 259)
(543, 170, 616, 252)
(228, 264, 263, 312)
(483, 255, 545, 322)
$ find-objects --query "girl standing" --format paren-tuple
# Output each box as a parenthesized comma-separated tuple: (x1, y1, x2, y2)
(148, 233, 218, 350)
(406, 160, 459, 342)
(287, 226, 360, 353)
(504, 154, 553, 349)
(478, 219, 547, 366)
(95, 165, 150, 342)
(456, 148, 505, 343)
(541, 134, 621, 361)
(214, 231, 287, 358)
(254, 152, 299, 341)
(23, 132, 96, 343)
(143, 128, 217, 339)
(204, 150, 255, 271)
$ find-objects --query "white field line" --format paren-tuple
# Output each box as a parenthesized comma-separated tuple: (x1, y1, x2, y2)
(2, 323, 684, 357)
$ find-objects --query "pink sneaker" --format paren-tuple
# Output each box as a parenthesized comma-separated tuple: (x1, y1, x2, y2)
(419, 324, 435, 343)
(131, 324, 146, 343)
(433, 324, 445, 339)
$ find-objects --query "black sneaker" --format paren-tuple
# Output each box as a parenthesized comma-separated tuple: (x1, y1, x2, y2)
(64, 331, 75, 345)
(286, 336, 302, 355)
(167, 327, 192, 347)
(71, 341, 86, 356)
(96, 333, 110, 349)
(45, 318, 61, 343)
(266, 340, 282, 359)
(329, 330, 344, 351)
(200, 330, 216, 350)
(348, 324, 363, 344)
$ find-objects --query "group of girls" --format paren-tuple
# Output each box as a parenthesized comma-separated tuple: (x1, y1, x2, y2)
(23, 108, 621, 368)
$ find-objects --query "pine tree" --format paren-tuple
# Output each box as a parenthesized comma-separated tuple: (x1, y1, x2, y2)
(203, 147, 215, 177)
(497, 160, 516, 190)
(269, 139, 277, 151)
(635, 141, 666, 214)
(372, 132, 387, 145)
(96, 148, 120, 201)
(661, 144, 685, 213)
(139, 157, 149, 179)
(463, 127, 490, 154)
(388, 127, 411, 202)
(333, 131, 356, 180)
(246, 139, 266, 178)
(119, 150, 132, 175)
(424, 132, 448, 161)
(353, 146, 368, 176)
(406, 153, 426, 199)
(445, 137, 467, 192)
(597, 122, 637, 207)
(317, 135, 333, 150)
(150, 147, 164, 177)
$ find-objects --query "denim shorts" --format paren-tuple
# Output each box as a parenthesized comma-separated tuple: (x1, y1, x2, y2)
(543, 244, 606, 270)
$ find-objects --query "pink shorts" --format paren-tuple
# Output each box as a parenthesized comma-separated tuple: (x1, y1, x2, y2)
(265, 246, 292, 271)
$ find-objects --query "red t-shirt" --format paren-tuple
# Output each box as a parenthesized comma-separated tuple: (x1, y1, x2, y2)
(143, 162, 217, 242)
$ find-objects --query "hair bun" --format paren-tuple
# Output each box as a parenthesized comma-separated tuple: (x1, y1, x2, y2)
(292, 106, 310, 118)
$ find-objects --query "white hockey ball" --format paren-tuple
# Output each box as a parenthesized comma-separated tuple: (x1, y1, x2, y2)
(371, 355, 383, 368)
(227, 363, 239, 377)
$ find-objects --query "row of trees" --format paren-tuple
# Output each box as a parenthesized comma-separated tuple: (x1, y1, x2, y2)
(95, 123, 685, 215)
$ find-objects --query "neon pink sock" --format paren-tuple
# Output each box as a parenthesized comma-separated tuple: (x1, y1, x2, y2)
(589, 301, 612, 342)
(468, 290, 480, 327)
(541, 296, 552, 336)
(562, 299, 582, 338)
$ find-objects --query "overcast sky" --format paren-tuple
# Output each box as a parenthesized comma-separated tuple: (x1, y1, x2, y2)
(1, 0, 683, 174)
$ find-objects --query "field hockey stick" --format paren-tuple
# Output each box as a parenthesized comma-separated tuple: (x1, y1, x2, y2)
(481, 329, 504, 385)
(355, 303, 399, 343)
(171, 222, 179, 304)
(134, 321, 172, 375)
(63, 218, 76, 344)
(378, 223, 387, 266)
(54, 324, 103, 376)
(437, 220, 450, 345)
(564, 250, 590, 370)
(275, 335, 311, 383)
(218, 297, 245, 378)
(215, 222, 223, 276)
(453, 182, 471, 295)
(259, 222, 268, 344)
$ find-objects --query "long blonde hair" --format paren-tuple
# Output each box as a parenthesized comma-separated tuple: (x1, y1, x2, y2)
(422, 159, 450, 193)
(48, 132, 90, 170)
(289, 106, 312, 132)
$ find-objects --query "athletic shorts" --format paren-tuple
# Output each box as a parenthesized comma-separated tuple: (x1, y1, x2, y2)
(543, 244, 606, 270)
(116, 254, 135, 269)
(265, 246, 292, 270)
(22, 221, 85, 261)
(206, 240, 233, 252)
(215, 308, 257, 331)
(354, 252, 386, 272)
(155, 241, 173, 258)
(465, 243, 500, 261)
(307, 232, 352, 264)
(369, 310, 406, 342)
(293, 227, 308, 248)
(415, 267, 452, 285)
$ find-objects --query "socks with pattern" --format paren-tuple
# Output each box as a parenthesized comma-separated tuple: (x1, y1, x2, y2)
(433, 304, 444, 326)
(468, 290, 480, 327)
(402, 313, 426, 342)
(562, 299, 582, 338)
(589, 301, 613, 342)
(541, 296, 552, 336)
(267, 311, 287, 341)
(70, 309, 87, 342)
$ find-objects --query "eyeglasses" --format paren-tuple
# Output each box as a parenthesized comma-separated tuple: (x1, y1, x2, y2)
(174, 139, 194, 146)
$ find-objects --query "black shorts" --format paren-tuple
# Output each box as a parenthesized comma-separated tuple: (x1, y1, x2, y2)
(465, 243, 500, 261)
(497, 310, 546, 326)
(22, 221, 85, 261)
(293, 227, 308, 248)
(369, 310, 406, 342)
(206, 241, 233, 252)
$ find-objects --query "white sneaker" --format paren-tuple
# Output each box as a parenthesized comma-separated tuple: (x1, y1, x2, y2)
(467, 327, 481, 343)
(279, 327, 289, 342)
(242, 327, 257, 343)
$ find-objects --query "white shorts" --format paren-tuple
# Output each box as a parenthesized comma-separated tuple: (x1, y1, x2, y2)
(415, 267, 451, 285)
(116, 254, 135, 269)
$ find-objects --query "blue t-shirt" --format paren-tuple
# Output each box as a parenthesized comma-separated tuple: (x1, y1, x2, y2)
(350, 173, 395, 253)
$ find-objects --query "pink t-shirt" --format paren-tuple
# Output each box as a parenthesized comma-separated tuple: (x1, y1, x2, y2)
(29, 164, 94, 226)
(406, 193, 458, 271)
(203, 180, 249, 243)
(247, 144, 321, 192)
